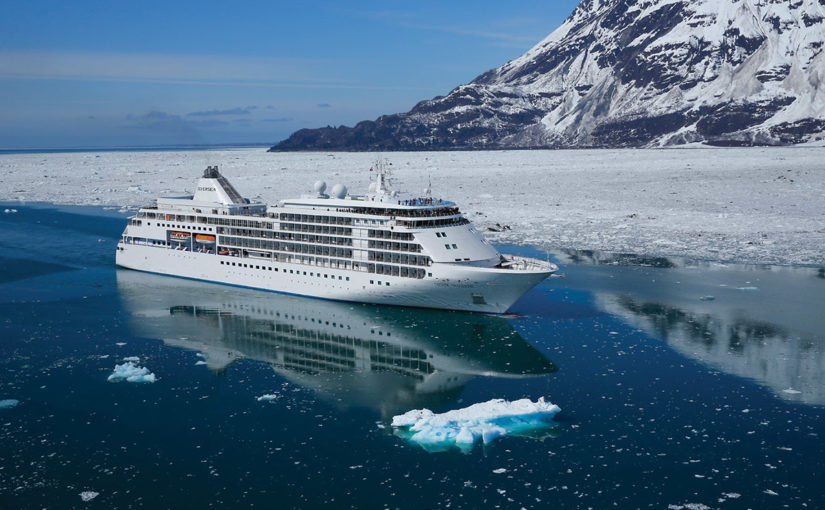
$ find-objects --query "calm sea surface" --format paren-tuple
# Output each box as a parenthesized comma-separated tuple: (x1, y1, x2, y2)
(1, 203, 824, 509)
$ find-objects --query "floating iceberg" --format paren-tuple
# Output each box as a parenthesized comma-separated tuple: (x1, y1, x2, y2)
(79, 491, 99, 502)
(107, 360, 156, 383)
(256, 394, 279, 402)
(0, 399, 20, 409)
(392, 398, 560, 451)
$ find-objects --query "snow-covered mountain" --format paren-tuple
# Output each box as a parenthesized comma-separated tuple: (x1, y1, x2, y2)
(271, 0, 825, 150)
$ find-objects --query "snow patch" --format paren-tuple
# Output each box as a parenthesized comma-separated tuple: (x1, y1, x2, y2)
(391, 398, 560, 451)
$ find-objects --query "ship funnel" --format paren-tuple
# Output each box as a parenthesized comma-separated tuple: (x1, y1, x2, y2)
(193, 166, 248, 205)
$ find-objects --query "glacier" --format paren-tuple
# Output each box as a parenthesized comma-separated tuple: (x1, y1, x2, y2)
(391, 398, 560, 451)
(107, 359, 156, 383)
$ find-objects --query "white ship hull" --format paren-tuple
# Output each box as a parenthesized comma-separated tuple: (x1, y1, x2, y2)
(116, 242, 551, 313)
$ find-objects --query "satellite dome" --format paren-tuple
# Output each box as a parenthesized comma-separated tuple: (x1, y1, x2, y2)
(313, 180, 327, 194)
(330, 183, 347, 199)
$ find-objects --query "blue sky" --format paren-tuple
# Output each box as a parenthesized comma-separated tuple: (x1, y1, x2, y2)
(0, 0, 580, 148)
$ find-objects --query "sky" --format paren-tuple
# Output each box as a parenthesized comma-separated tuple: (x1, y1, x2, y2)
(0, 0, 580, 149)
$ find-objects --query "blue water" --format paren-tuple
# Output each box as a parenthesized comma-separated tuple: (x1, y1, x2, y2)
(1, 203, 824, 508)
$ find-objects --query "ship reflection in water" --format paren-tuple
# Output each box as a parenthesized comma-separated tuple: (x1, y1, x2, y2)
(558, 250, 825, 406)
(116, 270, 556, 416)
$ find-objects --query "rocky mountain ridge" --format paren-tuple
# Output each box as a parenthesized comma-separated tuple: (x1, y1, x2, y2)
(271, 0, 825, 150)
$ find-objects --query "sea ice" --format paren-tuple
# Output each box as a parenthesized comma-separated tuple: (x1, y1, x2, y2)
(107, 361, 156, 383)
(0, 399, 20, 409)
(3, 147, 824, 266)
(256, 394, 279, 402)
(391, 398, 560, 451)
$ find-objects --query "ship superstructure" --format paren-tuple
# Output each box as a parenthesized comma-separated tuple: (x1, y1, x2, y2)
(116, 162, 556, 313)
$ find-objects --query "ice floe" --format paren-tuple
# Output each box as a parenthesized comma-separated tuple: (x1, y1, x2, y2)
(256, 394, 279, 402)
(391, 397, 560, 451)
(0, 399, 20, 409)
(107, 359, 156, 383)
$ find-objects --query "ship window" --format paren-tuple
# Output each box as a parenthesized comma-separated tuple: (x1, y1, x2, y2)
(386, 282, 390, 286)
(452, 244, 457, 249)
(303, 271, 306, 275)
(377, 281, 382, 285)
(346, 277, 350, 281)
(370, 280, 374, 284)
(310, 272, 313, 276)
(290, 270, 293, 273)
(428, 272, 432, 277)
(435, 232, 441, 238)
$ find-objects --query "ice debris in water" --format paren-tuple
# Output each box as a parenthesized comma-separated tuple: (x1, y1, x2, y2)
(79, 491, 99, 502)
(0, 399, 20, 409)
(256, 394, 279, 402)
(107, 359, 156, 383)
(391, 398, 560, 450)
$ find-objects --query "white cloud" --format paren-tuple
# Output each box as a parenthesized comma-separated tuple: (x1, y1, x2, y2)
(0, 50, 344, 86)
(0, 50, 438, 91)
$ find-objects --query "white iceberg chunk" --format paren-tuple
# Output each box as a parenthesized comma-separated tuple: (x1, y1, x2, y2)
(256, 394, 279, 402)
(107, 361, 156, 383)
(0, 399, 20, 409)
(392, 398, 560, 450)
(79, 491, 99, 502)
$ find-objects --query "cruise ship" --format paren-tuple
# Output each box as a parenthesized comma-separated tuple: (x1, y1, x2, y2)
(115, 162, 557, 313)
